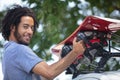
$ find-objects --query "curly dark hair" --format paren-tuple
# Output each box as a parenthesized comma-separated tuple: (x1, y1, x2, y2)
(1, 5, 38, 40)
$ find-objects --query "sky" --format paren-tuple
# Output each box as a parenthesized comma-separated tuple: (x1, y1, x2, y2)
(0, 0, 25, 11)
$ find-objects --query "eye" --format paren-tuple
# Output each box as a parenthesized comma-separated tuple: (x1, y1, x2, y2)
(23, 25, 29, 29)
(23, 24, 34, 31)
(31, 26, 35, 31)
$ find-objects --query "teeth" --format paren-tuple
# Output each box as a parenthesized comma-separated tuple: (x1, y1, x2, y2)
(25, 36, 31, 40)
(23, 34, 32, 41)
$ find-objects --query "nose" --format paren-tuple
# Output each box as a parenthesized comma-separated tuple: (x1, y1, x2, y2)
(27, 26, 33, 34)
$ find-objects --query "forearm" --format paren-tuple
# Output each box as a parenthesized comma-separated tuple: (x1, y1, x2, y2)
(49, 50, 79, 78)
(33, 50, 80, 80)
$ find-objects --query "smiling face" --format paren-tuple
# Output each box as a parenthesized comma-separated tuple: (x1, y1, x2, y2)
(10, 16, 34, 45)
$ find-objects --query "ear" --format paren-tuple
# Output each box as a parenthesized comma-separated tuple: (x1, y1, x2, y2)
(10, 25, 16, 32)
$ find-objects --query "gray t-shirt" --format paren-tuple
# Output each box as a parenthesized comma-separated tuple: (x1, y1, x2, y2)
(2, 41, 43, 80)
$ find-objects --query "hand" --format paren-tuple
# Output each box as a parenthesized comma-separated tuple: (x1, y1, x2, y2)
(72, 37, 86, 55)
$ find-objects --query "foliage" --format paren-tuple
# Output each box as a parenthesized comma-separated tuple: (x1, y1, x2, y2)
(22, 0, 85, 60)
(22, 0, 120, 60)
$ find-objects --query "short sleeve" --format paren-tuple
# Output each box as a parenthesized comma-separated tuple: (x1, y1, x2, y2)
(15, 45, 43, 73)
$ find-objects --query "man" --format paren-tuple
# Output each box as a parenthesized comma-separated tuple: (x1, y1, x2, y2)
(1, 5, 85, 80)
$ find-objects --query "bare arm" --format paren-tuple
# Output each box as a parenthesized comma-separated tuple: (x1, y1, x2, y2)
(32, 37, 85, 80)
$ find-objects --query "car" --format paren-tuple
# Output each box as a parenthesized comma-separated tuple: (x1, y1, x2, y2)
(74, 70, 120, 80)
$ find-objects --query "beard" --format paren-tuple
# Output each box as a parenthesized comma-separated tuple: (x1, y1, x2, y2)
(14, 30, 31, 46)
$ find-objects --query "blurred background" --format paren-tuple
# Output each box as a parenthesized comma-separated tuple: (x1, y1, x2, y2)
(0, 0, 120, 80)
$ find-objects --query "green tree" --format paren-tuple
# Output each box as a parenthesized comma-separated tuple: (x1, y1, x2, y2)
(22, 0, 120, 60)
